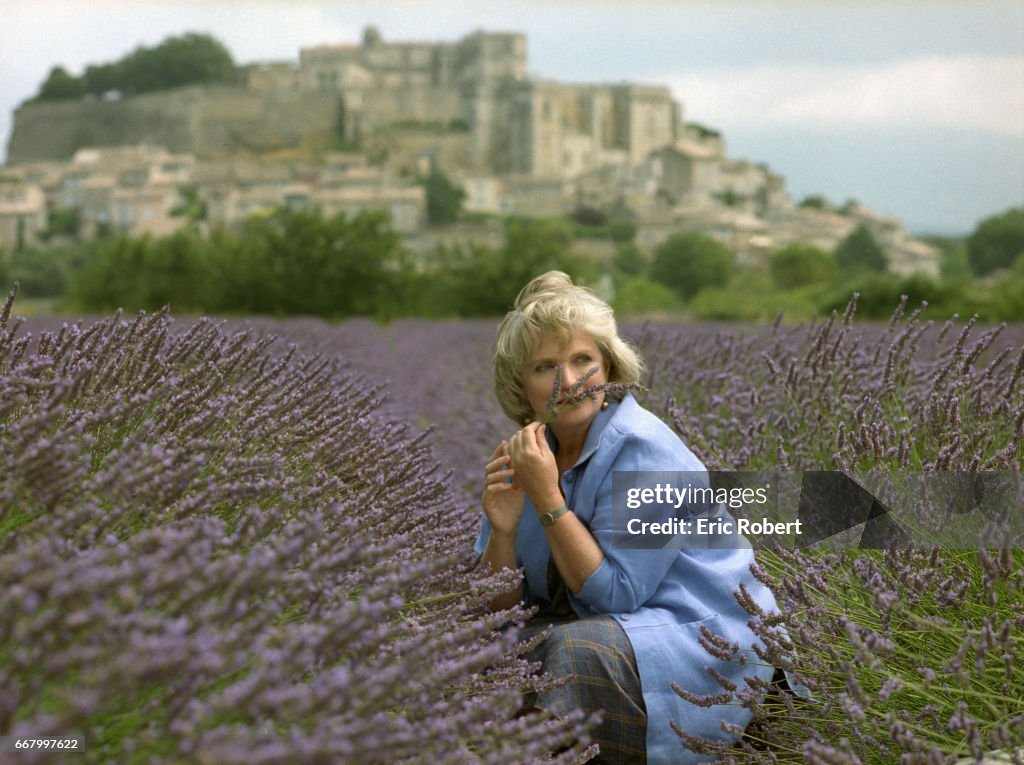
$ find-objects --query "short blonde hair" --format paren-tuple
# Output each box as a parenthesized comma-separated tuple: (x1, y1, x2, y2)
(493, 271, 643, 424)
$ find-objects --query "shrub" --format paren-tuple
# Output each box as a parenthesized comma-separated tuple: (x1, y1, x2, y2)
(611, 276, 681, 315)
(967, 207, 1024, 276)
(818, 273, 979, 321)
(769, 243, 835, 289)
(650, 231, 735, 302)
(0, 285, 595, 764)
(633, 295, 1024, 760)
(833, 224, 887, 275)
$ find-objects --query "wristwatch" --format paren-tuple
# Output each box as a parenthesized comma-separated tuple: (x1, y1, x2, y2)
(538, 503, 569, 527)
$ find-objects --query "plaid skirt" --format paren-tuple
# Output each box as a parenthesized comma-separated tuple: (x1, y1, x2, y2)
(521, 614, 647, 765)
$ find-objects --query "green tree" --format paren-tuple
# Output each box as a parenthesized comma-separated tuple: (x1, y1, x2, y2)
(119, 33, 235, 95)
(612, 277, 680, 314)
(221, 207, 403, 317)
(411, 217, 584, 316)
(32, 32, 235, 102)
(966, 207, 1024, 276)
(607, 219, 636, 245)
(421, 169, 465, 225)
(40, 208, 81, 241)
(141, 230, 212, 312)
(769, 243, 836, 289)
(612, 243, 647, 278)
(989, 254, 1024, 320)
(571, 205, 606, 227)
(68, 235, 149, 311)
(833, 223, 887, 275)
(798, 195, 829, 211)
(169, 187, 208, 227)
(923, 235, 973, 285)
(36, 66, 82, 101)
(649, 231, 734, 302)
(82, 63, 121, 97)
(820, 272, 974, 320)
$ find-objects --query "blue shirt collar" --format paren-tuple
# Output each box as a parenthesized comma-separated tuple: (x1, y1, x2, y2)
(544, 393, 633, 470)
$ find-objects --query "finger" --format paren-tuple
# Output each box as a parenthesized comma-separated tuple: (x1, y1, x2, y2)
(534, 423, 548, 449)
(485, 468, 514, 485)
(485, 455, 510, 473)
(489, 440, 509, 460)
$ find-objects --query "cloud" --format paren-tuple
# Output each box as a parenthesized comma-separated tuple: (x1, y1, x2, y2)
(664, 55, 1024, 137)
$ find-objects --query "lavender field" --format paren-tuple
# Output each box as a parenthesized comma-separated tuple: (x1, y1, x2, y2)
(3, 287, 1023, 764)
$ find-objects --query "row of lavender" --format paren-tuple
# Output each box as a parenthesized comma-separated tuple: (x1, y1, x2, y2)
(5, 285, 1023, 763)
(1, 291, 596, 765)
(255, 299, 1024, 763)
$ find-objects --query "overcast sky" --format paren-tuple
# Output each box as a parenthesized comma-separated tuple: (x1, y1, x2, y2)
(2, 0, 1022, 234)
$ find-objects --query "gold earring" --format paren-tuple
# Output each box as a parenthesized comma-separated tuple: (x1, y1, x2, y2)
(601, 400, 609, 410)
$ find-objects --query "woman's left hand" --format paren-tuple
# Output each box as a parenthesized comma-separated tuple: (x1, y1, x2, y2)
(507, 422, 562, 511)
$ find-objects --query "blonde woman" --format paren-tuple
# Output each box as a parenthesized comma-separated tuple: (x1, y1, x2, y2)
(476, 271, 778, 764)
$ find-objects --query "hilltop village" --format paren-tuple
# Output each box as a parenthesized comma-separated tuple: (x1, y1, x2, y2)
(1, 27, 939, 274)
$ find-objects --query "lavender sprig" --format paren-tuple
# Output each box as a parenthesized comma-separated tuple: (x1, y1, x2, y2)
(539, 363, 645, 425)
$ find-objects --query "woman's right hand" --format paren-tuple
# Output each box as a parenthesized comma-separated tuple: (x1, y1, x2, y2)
(481, 440, 525, 538)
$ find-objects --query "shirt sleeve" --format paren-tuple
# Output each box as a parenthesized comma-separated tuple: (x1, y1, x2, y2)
(473, 514, 492, 557)
(575, 431, 706, 615)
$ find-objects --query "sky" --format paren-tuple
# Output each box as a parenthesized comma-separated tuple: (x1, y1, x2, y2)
(1, 0, 1022, 235)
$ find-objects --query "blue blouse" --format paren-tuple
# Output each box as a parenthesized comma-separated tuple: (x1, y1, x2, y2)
(475, 394, 778, 763)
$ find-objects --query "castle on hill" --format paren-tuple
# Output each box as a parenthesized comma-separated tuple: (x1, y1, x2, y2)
(2, 27, 940, 275)
(8, 26, 683, 181)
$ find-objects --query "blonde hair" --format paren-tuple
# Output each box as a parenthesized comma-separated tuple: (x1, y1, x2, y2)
(493, 271, 643, 424)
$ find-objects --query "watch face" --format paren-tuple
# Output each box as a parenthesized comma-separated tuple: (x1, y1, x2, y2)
(540, 506, 566, 526)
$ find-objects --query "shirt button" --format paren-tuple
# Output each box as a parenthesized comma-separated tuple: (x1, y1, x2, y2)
(620, 614, 630, 621)
(564, 472, 575, 483)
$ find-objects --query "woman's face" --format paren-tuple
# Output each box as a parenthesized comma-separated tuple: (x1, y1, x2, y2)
(524, 330, 610, 427)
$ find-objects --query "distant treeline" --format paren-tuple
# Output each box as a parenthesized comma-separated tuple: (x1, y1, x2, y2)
(32, 33, 236, 102)
(3, 206, 1023, 322)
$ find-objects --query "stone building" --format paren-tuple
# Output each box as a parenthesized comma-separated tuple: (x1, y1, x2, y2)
(8, 27, 684, 184)
(500, 80, 678, 178)
(0, 182, 47, 251)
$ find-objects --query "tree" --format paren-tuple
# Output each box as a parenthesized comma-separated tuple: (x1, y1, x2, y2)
(607, 219, 636, 245)
(572, 205, 606, 227)
(116, 33, 236, 95)
(613, 243, 647, 278)
(649, 231, 734, 302)
(769, 244, 835, 289)
(966, 207, 1024, 276)
(32, 32, 235, 102)
(612, 277, 680, 314)
(833, 224, 887, 275)
(421, 169, 465, 225)
(36, 66, 82, 101)
(798, 195, 829, 211)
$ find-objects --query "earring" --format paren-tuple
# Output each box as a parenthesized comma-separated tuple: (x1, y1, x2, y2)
(601, 400, 609, 410)
(523, 417, 532, 425)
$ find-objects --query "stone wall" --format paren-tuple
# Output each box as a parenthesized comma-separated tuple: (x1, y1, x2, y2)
(7, 86, 339, 163)
(8, 89, 199, 163)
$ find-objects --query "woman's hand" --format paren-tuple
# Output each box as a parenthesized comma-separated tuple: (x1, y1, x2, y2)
(481, 440, 525, 538)
(507, 423, 563, 513)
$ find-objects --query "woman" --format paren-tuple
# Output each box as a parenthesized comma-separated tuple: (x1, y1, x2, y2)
(474, 272, 778, 764)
